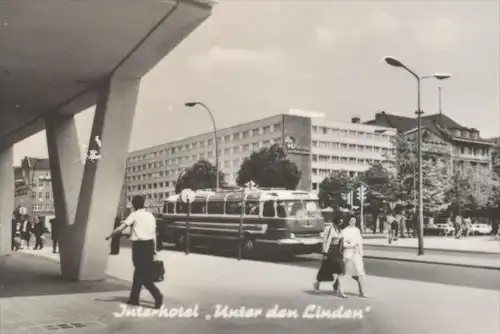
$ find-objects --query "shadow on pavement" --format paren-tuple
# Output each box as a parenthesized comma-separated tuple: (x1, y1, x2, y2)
(0, 252, 130, 298)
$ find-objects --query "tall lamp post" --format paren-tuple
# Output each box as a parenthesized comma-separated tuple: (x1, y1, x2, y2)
(383, 56, 451, 255)
(184, 102, 220, 191)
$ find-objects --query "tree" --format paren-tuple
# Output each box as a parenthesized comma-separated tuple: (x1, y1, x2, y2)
(175, 159, 225, 193)
(318, 170, 358, 209)
(363, 162, 392, 233)
(447, 166, 499, 215)
(236, 144, 301, 189)
(421, 160, 453, 214)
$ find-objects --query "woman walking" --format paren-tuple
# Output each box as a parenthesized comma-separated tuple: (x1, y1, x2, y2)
(313, 222, 346, 298)
(106, 195, 163, 309)
(341, 215, 368, 298)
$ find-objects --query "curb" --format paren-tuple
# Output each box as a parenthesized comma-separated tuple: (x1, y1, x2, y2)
(364, 243, 500, 256)
(364, 255, 500, 271)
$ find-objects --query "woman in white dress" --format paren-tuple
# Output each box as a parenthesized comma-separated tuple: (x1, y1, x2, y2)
(341, 216, 368, 298)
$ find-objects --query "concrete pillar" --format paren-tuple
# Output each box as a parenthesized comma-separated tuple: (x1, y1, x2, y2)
(0, 146, 14, 256)
(47, 76, 140, 280)
(46, 114, 84, 277)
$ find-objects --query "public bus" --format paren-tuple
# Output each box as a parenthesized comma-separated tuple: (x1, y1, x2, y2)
(157, 187, 325, 259)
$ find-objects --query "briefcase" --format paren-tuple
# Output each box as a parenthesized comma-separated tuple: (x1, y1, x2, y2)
(152, 260, 165, 282)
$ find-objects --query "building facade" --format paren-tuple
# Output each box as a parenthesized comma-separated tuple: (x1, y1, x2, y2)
(488, 136, 500, 176)
(14, 157, 55, 221)
(365, 112, 494, 171)
(125, 114, 396, 206)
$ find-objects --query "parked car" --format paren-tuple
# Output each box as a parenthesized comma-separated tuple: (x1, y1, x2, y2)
(423, 223, 454, 236)
(470, 223, 492, 235)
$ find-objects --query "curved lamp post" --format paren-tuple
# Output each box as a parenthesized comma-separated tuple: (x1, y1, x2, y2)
(184, 102, 219, 191)
(383, 56, 451, 256)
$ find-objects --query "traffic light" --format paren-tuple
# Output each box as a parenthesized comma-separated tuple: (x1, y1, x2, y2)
(356, 185, 366, 203)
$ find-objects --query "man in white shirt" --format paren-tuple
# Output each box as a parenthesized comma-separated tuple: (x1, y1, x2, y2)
(106, 195, 163, 308)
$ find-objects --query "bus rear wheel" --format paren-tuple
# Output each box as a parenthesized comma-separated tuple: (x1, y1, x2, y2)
(242, 237, 256, 259)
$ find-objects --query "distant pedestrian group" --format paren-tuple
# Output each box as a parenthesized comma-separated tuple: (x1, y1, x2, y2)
(385, 207, 413, 244)
(11, 214, 59, 252)
(11, 215, 49, 250)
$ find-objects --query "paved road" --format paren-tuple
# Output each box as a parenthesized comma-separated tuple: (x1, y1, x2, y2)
(48, 237, 500, 291)
(292, 254, 500, 291)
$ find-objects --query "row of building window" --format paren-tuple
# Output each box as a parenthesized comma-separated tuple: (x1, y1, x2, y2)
(312, 169, 368, 179)
(312, 126, 391, 140)
(313, 155, 391, 166)
(312, 141, 394, 153)
(453, 146, 490, 157)
(128, 124, 282, 162)
(32, 203, 54, 212)
(127, 139, 281, 173)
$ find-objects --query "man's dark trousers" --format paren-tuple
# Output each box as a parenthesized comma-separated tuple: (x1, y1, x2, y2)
(129, 240, 161, 302)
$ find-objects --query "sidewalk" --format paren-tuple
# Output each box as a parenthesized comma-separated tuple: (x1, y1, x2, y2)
(363, 248, 500, 270)
(1, 248, 499, 334)
(364, 235, 500, 254)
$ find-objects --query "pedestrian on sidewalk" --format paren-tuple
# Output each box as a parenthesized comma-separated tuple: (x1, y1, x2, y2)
(20, 215, 32, 249)
(106, 195, 163, 309)
(341, 215, 368, 298)
(32, 216, 47, 250)
(49, 217, 60, 253)
(386, 212, 398, 244)
(454, 215, 463, 239)
(313, 222, 346, 298)
(395, 208, 407, 238)
(463, 216, 472, 237)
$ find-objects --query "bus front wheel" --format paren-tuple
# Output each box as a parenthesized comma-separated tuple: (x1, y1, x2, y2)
(175, 233, 186, 251)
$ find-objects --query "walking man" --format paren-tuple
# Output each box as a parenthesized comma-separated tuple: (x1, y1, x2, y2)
(106, 195, 163, 309)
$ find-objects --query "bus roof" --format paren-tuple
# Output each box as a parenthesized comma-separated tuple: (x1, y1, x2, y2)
(165, 189, 318, 202)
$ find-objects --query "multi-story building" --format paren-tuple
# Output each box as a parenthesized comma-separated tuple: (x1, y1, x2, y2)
(14, 157, 55, 221)
(125, 114, 396, 206)
(488, 136, 500, 176)
(364, 112, 494, 171)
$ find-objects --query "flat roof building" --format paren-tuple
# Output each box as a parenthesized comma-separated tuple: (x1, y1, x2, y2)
(125, 114, 396, 207)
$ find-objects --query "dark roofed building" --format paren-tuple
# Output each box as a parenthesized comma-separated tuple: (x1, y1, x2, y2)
(364, 111, 494, 172)
(14, 157, 54, 220)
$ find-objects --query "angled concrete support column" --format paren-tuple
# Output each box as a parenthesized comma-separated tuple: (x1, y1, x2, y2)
(46, 114, 84, 277)
(0, 146, 14, 256)
(61, 76, 140, 280)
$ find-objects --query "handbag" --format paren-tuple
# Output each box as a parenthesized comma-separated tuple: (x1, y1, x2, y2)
(152, 259, 165, 282)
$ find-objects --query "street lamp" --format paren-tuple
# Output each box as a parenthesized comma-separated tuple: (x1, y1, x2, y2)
(383, 56, 451, 256)
(184, 102, 220, 191)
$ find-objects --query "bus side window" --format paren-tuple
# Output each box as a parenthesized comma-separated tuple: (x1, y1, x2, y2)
(191, 202, 206, 214)
(263, 200, 276, 217)
(277, 202, 287, 218)
(225, 200, 241, 215)
(245, 201, 259, 216)
(177, 201, 187, 214)
(207, 201, 224, 215)
(167, 202, 175, 214)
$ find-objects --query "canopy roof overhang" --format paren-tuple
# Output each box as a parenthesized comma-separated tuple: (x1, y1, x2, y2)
(0, 0, 213, 151)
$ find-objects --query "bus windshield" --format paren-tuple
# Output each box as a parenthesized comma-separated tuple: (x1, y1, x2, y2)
(277, 200, 322, 218)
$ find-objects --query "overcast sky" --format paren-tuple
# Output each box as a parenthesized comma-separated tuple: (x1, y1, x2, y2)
(13, 0, 500, 164)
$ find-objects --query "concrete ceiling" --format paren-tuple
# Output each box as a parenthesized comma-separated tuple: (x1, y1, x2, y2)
(0, 0, 213, 151)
